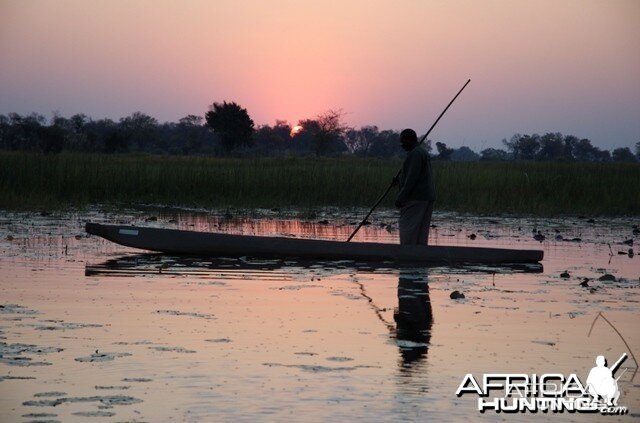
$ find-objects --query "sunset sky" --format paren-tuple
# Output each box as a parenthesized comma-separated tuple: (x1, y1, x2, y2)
(1, 0, 638, 149)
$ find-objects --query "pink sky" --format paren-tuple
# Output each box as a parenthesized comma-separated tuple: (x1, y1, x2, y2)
(1, 0, 638, 149)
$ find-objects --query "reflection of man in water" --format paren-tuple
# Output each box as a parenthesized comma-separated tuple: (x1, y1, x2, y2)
(586, 355, 619, 406)
(394, 268, 433, 365)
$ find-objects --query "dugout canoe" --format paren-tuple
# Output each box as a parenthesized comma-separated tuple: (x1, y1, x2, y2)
(85, 222, 543, 264)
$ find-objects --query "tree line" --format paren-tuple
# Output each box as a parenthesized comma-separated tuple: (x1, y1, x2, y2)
(1, 101, 638, 162)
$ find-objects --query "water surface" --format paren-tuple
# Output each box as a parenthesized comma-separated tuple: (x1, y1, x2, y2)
(1, 208, 638, 422)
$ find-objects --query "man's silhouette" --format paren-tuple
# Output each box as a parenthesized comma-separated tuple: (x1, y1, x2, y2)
(394, 129, 436, 245)
(586, 355, 621, 406)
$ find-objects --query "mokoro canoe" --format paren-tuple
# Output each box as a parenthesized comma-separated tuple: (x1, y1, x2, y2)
(86, 223, 543, 264)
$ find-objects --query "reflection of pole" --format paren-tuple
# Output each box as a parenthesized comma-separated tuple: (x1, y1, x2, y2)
(351, 277, 395, 332)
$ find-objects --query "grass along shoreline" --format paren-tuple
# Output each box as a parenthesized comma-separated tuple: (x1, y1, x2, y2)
(0, 152, 638, 216)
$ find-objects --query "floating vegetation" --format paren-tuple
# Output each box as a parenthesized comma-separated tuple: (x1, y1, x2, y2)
(531, 340, 557, 346)
(75, 351, 132, 362)
(275, 284, 322, 291)
(149, 346, 196, 354)
(0, 357, 51, 367)
(72, 410, 116, 417)
(156, 310, 215, 320)
(0, 304, 39, 315)
(325, 356, 354, 362)
(204, 338, 231, 343)
(22, 413, 58, 418)
(23, 395, 143, 407)
(598, 274, 617, 282)
(33, 392, 67, 398)
(112, 340, 155, 345)
(95, 385, 130, 390)
(32, 322, 103, 331)
(0, 342, 62, 366)
(0, 343, 63, 355)
(0, 375, 36, 382)
(262, 362, 379, 372)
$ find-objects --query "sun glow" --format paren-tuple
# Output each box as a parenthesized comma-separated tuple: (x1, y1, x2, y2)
(290, 125, 303, 137)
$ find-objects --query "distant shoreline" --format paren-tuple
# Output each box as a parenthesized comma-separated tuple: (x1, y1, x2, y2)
(1, 152, 638, 216)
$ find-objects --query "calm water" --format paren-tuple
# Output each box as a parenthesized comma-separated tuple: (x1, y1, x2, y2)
(1, 207, 638, 422)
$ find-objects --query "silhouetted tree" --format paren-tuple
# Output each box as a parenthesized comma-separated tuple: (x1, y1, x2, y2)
(84, 118, 116, 152)
(296, 110, 348, 156)
(174, 114, 215, 154)
(450, 146, 479, 161)
(205, 101, 254, 153)
(435, 141, 454, 160)
(480, 148, 509, 161)
(50, 113, 94, 151)
(367, 130, 402, 158)
(2, 109, 636, 163)
(120, 112, 158, 151)
(612, 147, 637, 163)
(572, 138, 597, 161)
(0, 115, 9, 149)
(253, 120, 293, 155)
(37, 125, 65, 154)
(104, 130, 128, 153)
(5, 113, 46, 150)
(596, 149, 611, 162)
(179, 115, 202, 127)
(503, 134, 540, 160)
(563, 135, 579, 161)
(536, 133, 565, 161)
(344, 125, 379, 156)
(69, 113, 89, 132)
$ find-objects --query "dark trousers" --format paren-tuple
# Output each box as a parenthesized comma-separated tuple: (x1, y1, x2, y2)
(399, 201, 434, 245)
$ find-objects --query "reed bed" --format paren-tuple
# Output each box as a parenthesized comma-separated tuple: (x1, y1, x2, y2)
(0, 152, 637, 215)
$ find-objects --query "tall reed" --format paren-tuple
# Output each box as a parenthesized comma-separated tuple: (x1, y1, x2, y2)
(0, 152, 637, 215)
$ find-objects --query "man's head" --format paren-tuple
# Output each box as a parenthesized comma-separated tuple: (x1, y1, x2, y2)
(596, 355, 606, 366)
(400, 129, 418, 151)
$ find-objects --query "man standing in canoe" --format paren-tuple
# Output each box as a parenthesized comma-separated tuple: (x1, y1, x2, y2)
(394, 129, 436, 245)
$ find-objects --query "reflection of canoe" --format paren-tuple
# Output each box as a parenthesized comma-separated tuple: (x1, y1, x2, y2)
(85, 253, 543, 277)
(86, 222, 544, 264)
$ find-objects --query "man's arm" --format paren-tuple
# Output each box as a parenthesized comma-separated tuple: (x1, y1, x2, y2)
(396, 152, 422, 206)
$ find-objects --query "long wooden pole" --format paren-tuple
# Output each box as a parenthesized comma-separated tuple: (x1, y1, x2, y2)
(346, 79, 471, 242)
